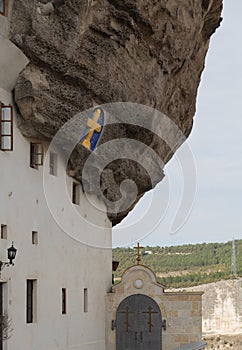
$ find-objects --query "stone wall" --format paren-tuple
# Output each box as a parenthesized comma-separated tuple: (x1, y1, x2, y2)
(161, 292, 203, 349)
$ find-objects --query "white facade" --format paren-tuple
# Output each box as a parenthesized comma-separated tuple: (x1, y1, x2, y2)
(0, 11, 112, 350)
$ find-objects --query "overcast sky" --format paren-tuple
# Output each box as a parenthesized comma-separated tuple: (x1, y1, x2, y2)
(113, 1, 242, 247)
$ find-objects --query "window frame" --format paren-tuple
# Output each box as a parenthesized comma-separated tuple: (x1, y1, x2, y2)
(0, 103, 13, 151)
(72, 182, 80, 205)
(0, 0, 6, 16)
(62, 288, 67, 314)
(84, 288, 88, 313)
(30, 142, 44, 169)
(26, 279, 37, 324)
(32, 231, 38, 245)
(49, 151, 58, 176)
(0, 224, 7, 239)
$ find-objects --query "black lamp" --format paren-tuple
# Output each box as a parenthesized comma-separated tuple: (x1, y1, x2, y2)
(112, 260, 119, 272)
(7, 242, 17, 265)
(0, 242, 17, 275)
(112, 260, 119, 285)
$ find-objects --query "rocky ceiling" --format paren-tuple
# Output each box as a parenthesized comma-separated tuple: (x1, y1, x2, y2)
(9, 0, 223, 224)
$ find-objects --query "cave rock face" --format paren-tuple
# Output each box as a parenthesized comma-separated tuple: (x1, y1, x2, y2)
(9, 0, 222, 224)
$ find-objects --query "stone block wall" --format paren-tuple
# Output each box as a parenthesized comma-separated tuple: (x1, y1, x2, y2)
(162, 293, 203, 349)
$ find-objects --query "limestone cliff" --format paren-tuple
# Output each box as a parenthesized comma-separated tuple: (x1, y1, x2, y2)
(204, 334, 242, 350)
(9, 0, 223, 224)
(183, 278, 242, 335)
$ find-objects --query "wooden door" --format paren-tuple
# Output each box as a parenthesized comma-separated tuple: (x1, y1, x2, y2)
(116, 294, 162, 350)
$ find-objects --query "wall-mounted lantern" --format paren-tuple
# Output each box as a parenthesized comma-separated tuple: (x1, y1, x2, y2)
(0, 242, 17, 276)
(112, 260, 119, 272)
(112, 260, 119, 285)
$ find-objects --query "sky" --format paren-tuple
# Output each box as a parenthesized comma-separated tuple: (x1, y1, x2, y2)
(113, 1, 242, 247)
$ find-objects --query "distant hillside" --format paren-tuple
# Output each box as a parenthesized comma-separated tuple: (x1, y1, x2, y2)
(112, 240, 242, 288)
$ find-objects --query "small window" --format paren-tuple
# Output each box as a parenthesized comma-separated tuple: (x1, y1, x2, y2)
(0, 282, 7, 315)
(26, 279, 37, 323)
(62, 288, 66, 314)
(0, 225, 7, 239)
(0, 0, 6, 16)
(84, 288, 88, 313)
(0, 104, 13, 151)
(30, 142, 44, 169)
(49, 152, 58, 176)
(72, 182, 80, 205)
(32, 231, 38, 245)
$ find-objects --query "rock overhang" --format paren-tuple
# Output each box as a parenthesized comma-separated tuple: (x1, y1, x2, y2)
(8, 0, 223, 224)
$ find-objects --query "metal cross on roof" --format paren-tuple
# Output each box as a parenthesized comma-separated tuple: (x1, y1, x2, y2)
(134, 242, 144, 265)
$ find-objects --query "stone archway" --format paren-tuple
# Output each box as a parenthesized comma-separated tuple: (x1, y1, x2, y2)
(116, 294, 162, 350)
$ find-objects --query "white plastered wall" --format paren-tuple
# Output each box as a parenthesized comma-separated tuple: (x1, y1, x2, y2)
(0, 34, 112, 350)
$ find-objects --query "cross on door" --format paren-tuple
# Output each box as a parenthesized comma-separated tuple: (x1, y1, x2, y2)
(142, 305, 158, 332)
(118, 306, 134, 332)
(116, 294, 162, 350)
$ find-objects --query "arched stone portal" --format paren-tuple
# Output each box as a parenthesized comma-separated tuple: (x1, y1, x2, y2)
(116, 294, 162, 350)
(106, 265, 204, 350)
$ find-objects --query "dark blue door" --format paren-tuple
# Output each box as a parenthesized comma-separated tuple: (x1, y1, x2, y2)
(116, 294, 162, 350)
